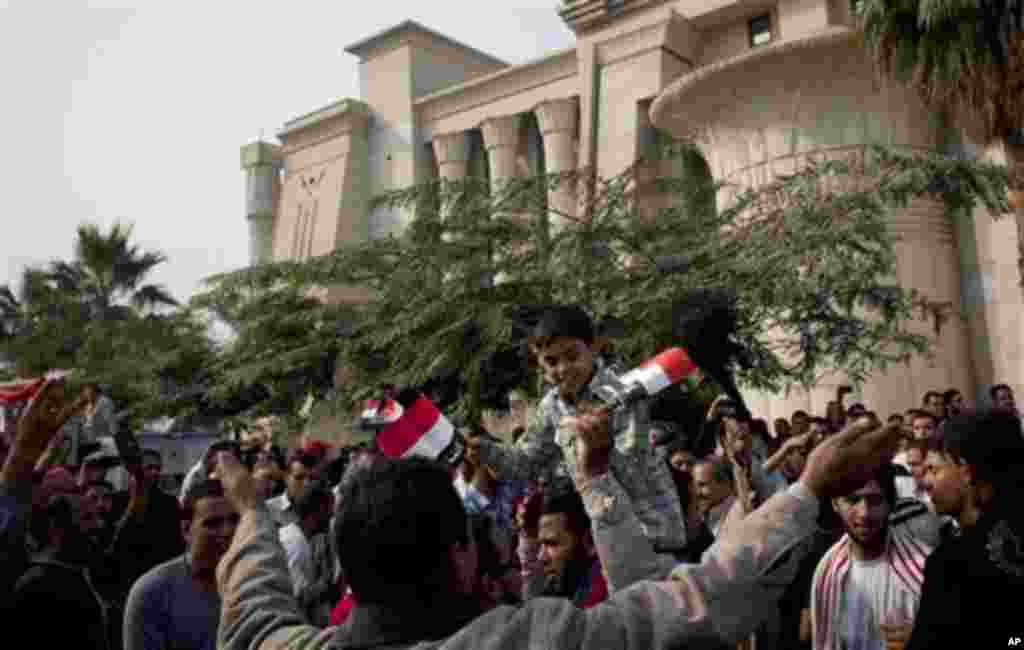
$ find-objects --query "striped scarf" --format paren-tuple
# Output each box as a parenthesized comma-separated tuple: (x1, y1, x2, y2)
(811, 527, 931, 650)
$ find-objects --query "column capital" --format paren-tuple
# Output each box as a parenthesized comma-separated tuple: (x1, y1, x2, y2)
(432, 131, 471, 166)
(480, 114, 523, 151)
(535, 97, 579, 136)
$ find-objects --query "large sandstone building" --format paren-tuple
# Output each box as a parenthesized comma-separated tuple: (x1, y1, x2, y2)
(240, 0, 1022, 421)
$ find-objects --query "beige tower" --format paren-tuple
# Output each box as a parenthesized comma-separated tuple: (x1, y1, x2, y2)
(241, 141, 282, 265)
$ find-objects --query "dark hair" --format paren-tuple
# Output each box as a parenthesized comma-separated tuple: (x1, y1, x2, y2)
(810, 416, 830, 429)
(923, 390, 943, 405)
(696, 456, 734, 485)
(180, 479, 225, 523)
(791, 410, 810, 420)
(287, 450, 319, 472)
(990, 383, 1013, 400)
(531, 305, 594, 347)
(943, 389, 961, 404)
(837, 463, 897, 506)
(334, 457, 468, 607)
(932, 411, 1024, 490)
(887, 413, 905, 424)
(540, 480, 590, 537)
(292, 482, 332, 519)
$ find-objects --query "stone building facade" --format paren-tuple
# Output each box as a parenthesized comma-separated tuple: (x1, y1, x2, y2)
(240, 0, 1022, 422)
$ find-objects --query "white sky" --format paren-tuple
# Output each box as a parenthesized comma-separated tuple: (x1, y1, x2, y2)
(0, 0, 575, 303)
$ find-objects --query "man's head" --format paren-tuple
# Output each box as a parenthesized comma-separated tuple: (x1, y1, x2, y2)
(292, 482, 333, 536)
(692, 457, 734, 514)
(529, 305, 597, 402)
(285, 451, 319, 500)
(791, 411, 810, 434)
(538, 483, 594, 589)
(781, 438, 811, 483)
(910, 411, 938, 441)
(923, 391, 945, 418)
(41, 494, 94, 563)
(82, 479, 114, 528)
(923, 411, 1024, 521)
(180, 480, 239, 575)
(832, 464, 896, 551)
(334, 457, 471, 608)
(720, 416, 752, 462)
(240, 416, 274, 452)
(847, 403, 867, 419)
(943, 389, 964, 417)
(141, 449, 162, 485)
(667, 440, 695, 477)
(990, 384, 1016, 414)
(904, 438, 928, 488)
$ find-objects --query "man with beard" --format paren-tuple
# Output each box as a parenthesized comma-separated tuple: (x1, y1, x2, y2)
(535, 482, 607, 607)
(810, 464, 932, 650)
(123, 479, 239, 650)
(9, 492, 113, 650)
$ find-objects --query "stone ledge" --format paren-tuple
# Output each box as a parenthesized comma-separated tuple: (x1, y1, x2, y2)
(650, 25, 858, 139)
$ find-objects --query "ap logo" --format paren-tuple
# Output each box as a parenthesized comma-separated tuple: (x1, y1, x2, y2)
(1009, 637, 1022, 646)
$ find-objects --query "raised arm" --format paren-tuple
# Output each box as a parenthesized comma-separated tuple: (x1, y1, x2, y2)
(0, 378, 80, 593)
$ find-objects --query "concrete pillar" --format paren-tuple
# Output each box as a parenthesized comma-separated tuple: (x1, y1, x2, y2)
(481, 115, 525, 284)
(480, 115, 523, 193)
(241, 141, 282, 265)
(535, 98, 579, 231)
(432, 131, 472, 226)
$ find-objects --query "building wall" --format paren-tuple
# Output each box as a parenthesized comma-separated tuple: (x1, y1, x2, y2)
(251, 2, 1021, 421)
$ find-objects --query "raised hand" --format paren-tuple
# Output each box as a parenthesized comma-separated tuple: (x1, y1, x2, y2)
(799, 417, 901, 499)
(562, 407, 611, 480)
(215, 451, 265, 514)
(11, 377, 80, 464)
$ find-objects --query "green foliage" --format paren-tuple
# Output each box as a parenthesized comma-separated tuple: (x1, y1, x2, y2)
(0, 222, 214, 430)
(196, 143, 1009, 423)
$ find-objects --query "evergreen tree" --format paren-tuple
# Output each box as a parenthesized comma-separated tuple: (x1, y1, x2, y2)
(196, 143, 1009, 425)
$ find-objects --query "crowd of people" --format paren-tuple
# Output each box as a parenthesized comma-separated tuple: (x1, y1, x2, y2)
(1, 305, 1023, 649)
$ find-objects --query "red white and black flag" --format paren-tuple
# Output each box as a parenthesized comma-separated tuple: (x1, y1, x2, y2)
(358, 389, 465, 468)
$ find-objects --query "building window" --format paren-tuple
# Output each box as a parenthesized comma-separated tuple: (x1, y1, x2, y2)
(749, 14, 773, 48)
(851, 0, 865, 15)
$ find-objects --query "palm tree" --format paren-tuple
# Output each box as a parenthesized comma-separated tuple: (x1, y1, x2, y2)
(860, 0, 1024, 289)
(57, 222, 179, 319)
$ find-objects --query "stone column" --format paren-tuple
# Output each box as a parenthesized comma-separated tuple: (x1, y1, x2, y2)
(431, 131, 471, 227)
(535, 98, 579, 231)
(241, 141, 282, 265)
(481, 115, 525, 284)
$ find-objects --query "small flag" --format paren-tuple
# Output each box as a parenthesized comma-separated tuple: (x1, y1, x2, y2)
(377, 396, 456, 461)
(0, 371, 67, 406)
(619, 348, 699, 396)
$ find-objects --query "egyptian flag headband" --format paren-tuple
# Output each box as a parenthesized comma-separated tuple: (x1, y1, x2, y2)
(357, 388, 466, 468)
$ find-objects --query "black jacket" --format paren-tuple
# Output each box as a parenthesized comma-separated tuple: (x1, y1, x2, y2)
(9, 556, 111, 650)
(907, 496, 1024, 650)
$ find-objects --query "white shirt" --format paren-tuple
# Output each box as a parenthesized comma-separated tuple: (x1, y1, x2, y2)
(895, 476, 931, 508)
(839, 556, 919, 650)
(278, 522, 313, 596)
